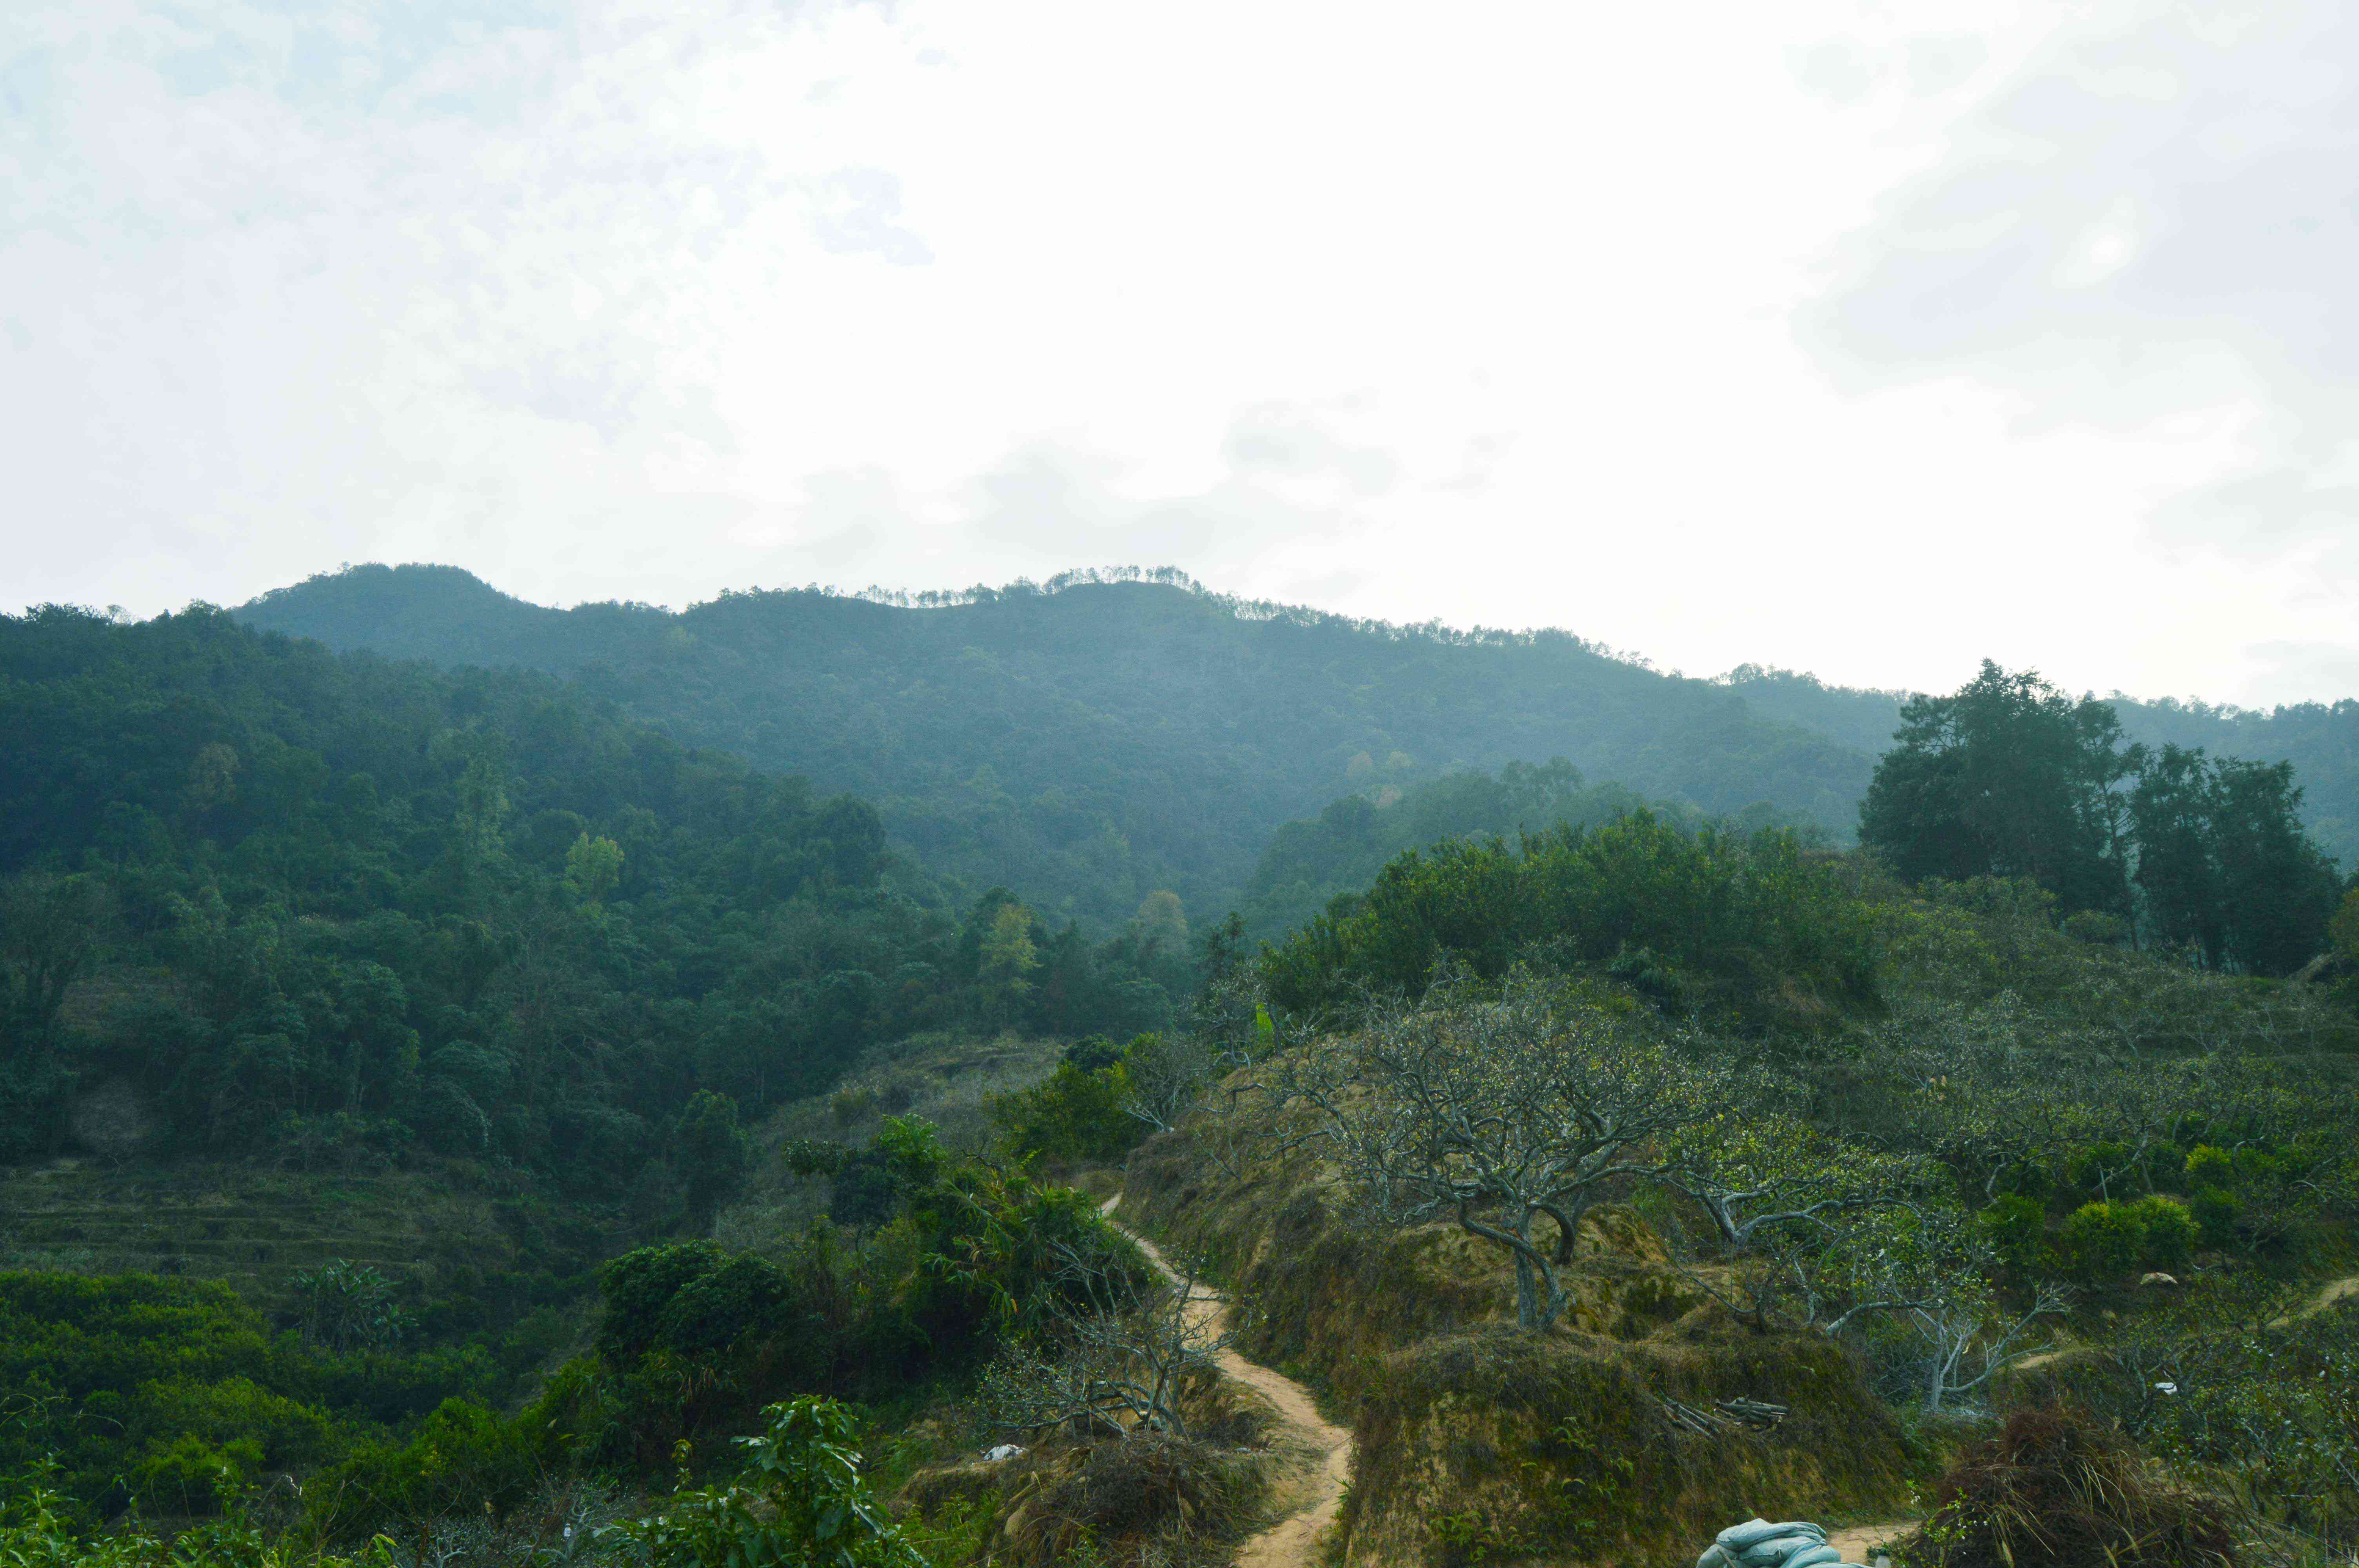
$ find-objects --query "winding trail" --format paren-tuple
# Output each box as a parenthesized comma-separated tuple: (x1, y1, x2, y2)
(1099, 1195, 1354, 1568)
(2010, 1268, 2359, 1376)
(2284, 1272, 2359, 1323)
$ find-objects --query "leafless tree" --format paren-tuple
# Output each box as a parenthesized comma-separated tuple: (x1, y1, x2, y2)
(1664, 1110, 1935, 1252)
(1183, 1070, 1268, 1182)
(1904, 1284, 2070, 1413)
(1121, 1031, 1218, 1134)
(1698, 1207, 1950, 1337)
(1272, 979, 1723, 1332)
(977, 1240, 1232, 1443)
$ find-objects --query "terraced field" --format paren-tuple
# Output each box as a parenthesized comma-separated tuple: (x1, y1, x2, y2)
(0, 1156, 629, 1314)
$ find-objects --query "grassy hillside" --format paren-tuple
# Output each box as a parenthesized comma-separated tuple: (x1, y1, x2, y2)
(1103, 848, 2359, 1564)
(235, 564, 1881, 929)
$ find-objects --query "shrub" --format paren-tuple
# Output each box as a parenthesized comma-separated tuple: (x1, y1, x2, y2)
(2189, 1187, 2241, 1250)
(987, 1062, 1143, 1163)
(291, 1260, 413, 1352)
(2123, 1196, 2195, 1271)
(603, 1397, 923, 1568)
(1977, 1194, 2048, 1276)
(1257, 813, 1878, 1029)
(2060, 1202, 2142, 1282)
(2183, 1144, 2234, 1190)
(304, 1397, 547, 1539)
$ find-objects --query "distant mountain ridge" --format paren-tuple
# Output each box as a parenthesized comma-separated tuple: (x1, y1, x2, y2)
(236, 564, 2359, 923)
(236, 566, 1881, 927)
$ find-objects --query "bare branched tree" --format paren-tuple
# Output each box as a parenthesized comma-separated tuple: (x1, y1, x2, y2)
(1121, 1031, 1218, 1134)
(1697, 1207, 1948, 1336)
(1185, 1071, 1267, 1182)
(978, 1240, 1232, 1443)
(1904, 1284, 2071, 1412)
(1665, 1111, 1935, 1252)
(1273, 979, 1722, 1332)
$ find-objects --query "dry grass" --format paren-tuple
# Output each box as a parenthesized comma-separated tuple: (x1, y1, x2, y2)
(1898, 1406, 2238, 1568)
(1118, 1066, 1916, 1567)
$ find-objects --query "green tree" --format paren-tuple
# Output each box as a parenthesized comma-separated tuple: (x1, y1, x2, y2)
(2209, 755, 2341, 974)
(676, 1091, 753, 1231)
(563, 831, 625, 906)
(980, 903, 1039, 999)
(1860, 661, 2135, 916)
(2132, 745, 2339, 973)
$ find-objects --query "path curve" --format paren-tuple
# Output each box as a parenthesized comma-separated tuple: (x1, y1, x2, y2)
(1824, 1520, 1912, 1562)
(1100, 1195, 1354, 1568)
(2012, 1269, 2359, 1375)
(2285, 1272, 2359, 1323)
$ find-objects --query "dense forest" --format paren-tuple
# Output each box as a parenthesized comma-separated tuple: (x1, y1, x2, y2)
(1236, 757, 1817, 939)
(234, 565, 1882, 928)
(7, 587, 2359, 1568)
(0, 605, 1189, 1180)
(237, 565, 2359, 931)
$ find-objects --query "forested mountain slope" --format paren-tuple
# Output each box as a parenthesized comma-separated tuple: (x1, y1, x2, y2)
(0, 605, 1181, 1180)
(1236, 759, 1821, 939)
(236, 566, 1880, 929)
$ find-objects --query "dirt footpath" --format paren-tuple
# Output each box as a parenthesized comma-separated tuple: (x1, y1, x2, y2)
(1100, 1195, 1354, 1568)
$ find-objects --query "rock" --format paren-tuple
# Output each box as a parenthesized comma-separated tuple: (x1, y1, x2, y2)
(2138, 1272, 2180, 1289)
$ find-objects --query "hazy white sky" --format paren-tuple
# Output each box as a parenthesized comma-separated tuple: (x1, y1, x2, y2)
(7, 0, 2357, 707)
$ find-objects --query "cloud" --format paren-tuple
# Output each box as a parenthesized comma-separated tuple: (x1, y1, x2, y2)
(805, 167, 933, 265)
(13, 0, 2359, 710)
(1801, 2, 2359, 564)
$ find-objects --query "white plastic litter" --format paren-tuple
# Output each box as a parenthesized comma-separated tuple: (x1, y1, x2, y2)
(1695, 1517, 1863, 1568)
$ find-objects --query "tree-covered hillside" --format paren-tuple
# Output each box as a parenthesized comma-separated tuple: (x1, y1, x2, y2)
(242, 567, 2359, 935)
(236, 566, 1881, 929)
(0, 605, 1184, 1184)
(1236, 758, 1820, 939)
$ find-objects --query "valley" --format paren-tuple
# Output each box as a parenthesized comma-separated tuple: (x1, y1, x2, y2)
(3, 579, 2356, 1568)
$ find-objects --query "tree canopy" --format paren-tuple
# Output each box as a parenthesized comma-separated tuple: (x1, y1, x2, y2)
(1860, 661, 2341, 974)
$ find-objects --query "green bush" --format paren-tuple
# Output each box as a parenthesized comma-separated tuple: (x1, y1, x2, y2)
(2060, 1201, 2143, 1281)
(2190, 1187, 2241, 1250)
(304, 1397, 548, 1540)
(2183, 1144, 2235, 1190)
(1977, 1194, 2048, 1276)
(128, 1434, 264, 1517)
(1, 1465, 396, 1566)
(604, 1397, 923, 1568)
(2122, 1196, 2195, 1271)
(1257, 813, 1877, 1029)
(987, 1060, 1143, 1163)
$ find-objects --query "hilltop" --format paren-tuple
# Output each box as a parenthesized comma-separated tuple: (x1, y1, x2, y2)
(237, 566, 2359, 932)
(234, 566, 1875, 928)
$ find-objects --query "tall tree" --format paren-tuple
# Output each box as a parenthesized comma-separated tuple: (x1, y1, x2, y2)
(1861, 661, 2137, 916)
(2206, 755, 2341, 974)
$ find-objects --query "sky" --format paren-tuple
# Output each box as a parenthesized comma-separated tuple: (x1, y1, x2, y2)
(6, 0, 2358, 708)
